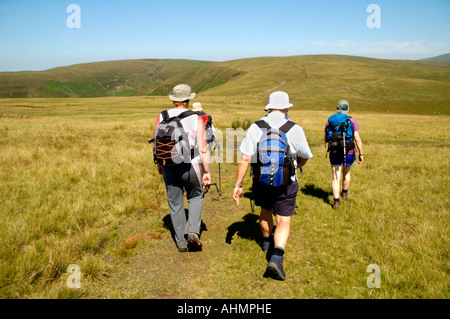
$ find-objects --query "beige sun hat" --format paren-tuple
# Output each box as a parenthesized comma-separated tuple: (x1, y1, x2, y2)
(266, 91, 293, 110)
(192, 102, 203, 112)
(169, 84, 196, 102)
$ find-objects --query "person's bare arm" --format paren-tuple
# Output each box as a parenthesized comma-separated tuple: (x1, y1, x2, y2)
(354, 130, 364, 164)
(232, 154, 251, 205)
(298, 156, 308, 167)
(196, 117, 211, 187)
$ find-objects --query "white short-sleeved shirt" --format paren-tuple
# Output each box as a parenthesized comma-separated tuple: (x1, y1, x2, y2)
(157, 109, 203, 183)
(158, 109, 199, 150)
(240, 112, 313, 162)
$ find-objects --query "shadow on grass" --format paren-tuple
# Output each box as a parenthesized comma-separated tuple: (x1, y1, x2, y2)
(226, 213, 261, 246)
(300, 183, 331, 206)
(162, 209, 207, 251)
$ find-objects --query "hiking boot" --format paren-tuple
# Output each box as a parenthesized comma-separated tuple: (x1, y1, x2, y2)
(333, 199, 340, 210)
(341, 190, 348, 200)
(263, 256, 286, 281)
(187, 233, 202, 251)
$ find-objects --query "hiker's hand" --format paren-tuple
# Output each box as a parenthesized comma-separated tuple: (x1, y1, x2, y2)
(202, 173, 211, 189)
(233, 187, 243, 205)
(358, 154, 364, 164)
(157, 163, 163, 175)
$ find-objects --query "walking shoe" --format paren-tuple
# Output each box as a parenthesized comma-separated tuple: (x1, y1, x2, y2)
(341, 190, 348, 200)
(177, 246, 187, 253)
(187, 233, 202, 251)
(263, 256, 286, 281)
(333, 199, 340, 210)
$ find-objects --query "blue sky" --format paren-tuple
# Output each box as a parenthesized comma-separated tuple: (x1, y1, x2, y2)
(0, 0, 449, 71)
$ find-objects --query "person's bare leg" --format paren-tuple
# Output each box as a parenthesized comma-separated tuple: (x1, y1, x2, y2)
(342, 165, 351, 199)
(259, 208, 273, 237)
(264, 214, 291, 281)
(273, 215, 290, 250)
(331, 165, 341, 198)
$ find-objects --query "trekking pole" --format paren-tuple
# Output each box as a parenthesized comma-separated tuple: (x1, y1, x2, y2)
(343, 132, 346, 166)
(217, 142, 222, 196)
(249, 170, 255, 213)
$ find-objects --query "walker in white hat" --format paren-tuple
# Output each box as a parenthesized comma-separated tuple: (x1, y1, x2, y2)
(266, 91, 293, 110)
(192, 102, 204, 112)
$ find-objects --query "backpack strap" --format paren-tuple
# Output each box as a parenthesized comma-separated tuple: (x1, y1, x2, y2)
(279, 120, 295, 134)
(255, 120, 271, 130)
(161, 110, 170, 123)
(255, 120, 295, 133)
(174, 110, 198, 158)
(176, 110, 196, 120)
(161, 110, 196, 123)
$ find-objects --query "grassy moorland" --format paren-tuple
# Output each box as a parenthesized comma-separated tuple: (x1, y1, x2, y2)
(1, 55, 449, 117)
(0, 96, 448, 299)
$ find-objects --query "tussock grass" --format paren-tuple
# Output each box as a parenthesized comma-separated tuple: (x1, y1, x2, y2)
(0, 97, 448, 298)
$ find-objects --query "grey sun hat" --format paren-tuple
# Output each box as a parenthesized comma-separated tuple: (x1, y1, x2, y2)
(169, 84, 196, 102)
(337, 100, 349, 114)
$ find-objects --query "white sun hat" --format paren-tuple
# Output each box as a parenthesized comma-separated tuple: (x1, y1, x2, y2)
(266, 91, 293, 110)
(192, 102, 203, 112)
(169, 84, 196, 102)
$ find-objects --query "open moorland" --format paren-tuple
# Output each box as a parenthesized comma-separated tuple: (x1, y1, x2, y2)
(0, 55, 449, 298)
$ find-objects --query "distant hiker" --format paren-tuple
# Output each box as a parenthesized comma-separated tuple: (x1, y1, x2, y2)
(192, 102, 216, 152)
(232, 91, 313, 281)
(152, 84, 211, 252)
(324, 100, 364, 209)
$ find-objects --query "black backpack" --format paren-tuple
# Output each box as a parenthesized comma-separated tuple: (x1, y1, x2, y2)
(151, 110, 196, 166)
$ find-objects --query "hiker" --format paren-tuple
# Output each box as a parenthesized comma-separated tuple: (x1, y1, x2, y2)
(232, 91, 313, 281)
(192, 102, 216, 153)
(324, 100, 364, 209)
(263, 104, 290, 120)
(152, 84, 211, 252)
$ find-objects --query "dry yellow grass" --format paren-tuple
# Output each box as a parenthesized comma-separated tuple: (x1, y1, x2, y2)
(0, 97, 448, 298)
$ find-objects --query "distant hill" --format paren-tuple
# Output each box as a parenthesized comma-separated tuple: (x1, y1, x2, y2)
(203, 55, 450, 114)
(0, 59, 242, 98)
(420, 53, 450, 62)
(1, 55, 449, 114)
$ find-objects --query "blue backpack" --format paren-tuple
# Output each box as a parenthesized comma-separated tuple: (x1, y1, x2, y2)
(325, 114, 355, 156)
(252, 120, 295, 187)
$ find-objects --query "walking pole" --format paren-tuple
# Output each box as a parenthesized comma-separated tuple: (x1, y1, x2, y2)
(217, 142, 222, 196)
(343, 132, 346, 167)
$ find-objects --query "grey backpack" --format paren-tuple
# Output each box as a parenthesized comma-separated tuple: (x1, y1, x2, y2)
(152, 110, 196, 166)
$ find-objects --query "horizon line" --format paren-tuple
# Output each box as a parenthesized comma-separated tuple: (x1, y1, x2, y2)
(2, 52, 449, 73)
